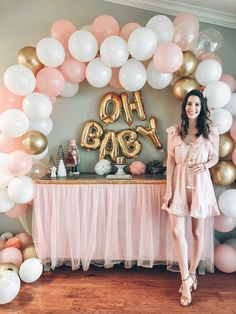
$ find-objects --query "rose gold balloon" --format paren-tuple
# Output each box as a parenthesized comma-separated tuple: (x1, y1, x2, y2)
(173, 78, 200, 101)
(210, 161, 236, 185)
(21, 130, 48, 155)
(219, 133, 234, 159)
(18, 46, 44, 75)
(175, 51, 198, 77)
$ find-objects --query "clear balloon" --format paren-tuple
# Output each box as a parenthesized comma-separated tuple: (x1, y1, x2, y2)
(28, 161, 48, 179)
(173, 22, 198, 51)
(195, 28, 223, 58)
(173, 13, 199, 33)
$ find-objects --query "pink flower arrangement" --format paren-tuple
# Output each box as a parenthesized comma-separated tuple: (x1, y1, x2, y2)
(129, 161, 146, 175)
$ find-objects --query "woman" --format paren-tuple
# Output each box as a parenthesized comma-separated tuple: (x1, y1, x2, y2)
(162, 89, 220, 306)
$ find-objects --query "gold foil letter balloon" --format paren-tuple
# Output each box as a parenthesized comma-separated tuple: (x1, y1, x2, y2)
(80, 121, 103, 150)
(175, 51, 198, 77)
(117, 129, 142, 159)
(219, 133, 234, 159)
(210, 161, 236, 185)
(21, 130, 48, 154)
(99, 92, 122, 125)
(99, 131, 119, 161)
(120, 90, 147, 126)
(173, 78, 200, 101)
(18, 46, 44, 75)
(136, 117, 162, 149)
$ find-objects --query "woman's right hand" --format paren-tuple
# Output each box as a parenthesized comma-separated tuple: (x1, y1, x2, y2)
(164, 189, 173, 208)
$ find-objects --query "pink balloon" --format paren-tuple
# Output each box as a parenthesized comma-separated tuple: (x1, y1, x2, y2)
(0, 247, 23, 267)
(59, 57, 86, 83)
(0, 238, 5, 251)
(153, 43, 183, 73)
(230, 120, 236, 140)
(220, 74, 236, 92)
(214, 244, 236, 273)
(214, 215, 236, 232)
(15, 232, 33, 250)
(7, 150, 32, 176)
(109, 67, 122, 89)
(0, 87, 23, 113)
(50, 19, 76, 50)
(92, 15, 120, 45)
(232, 148, 236, 166)
(5, 203, 28, 218)
(173, 13, 199, 33)
(120, 22, 141, 41)
(0, 132, 22, 153)
(36, 67, 65, 97)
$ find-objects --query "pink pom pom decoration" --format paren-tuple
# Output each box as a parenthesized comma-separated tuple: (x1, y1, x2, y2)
(129, 161, 146, 175)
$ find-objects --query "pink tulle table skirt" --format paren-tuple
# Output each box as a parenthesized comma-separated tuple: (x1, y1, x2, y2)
(32, 182, 214, 272)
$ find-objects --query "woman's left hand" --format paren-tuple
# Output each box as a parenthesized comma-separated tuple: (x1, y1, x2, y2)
(191, 163, 206, 175)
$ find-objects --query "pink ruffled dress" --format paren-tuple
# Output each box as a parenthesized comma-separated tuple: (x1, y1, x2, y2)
(162, 125, 220, 219)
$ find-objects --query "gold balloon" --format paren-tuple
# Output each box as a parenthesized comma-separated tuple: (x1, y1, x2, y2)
(0, 263, 18, 274)
(23, 244, 38, 260)
(173, 78, 200, 101)
(18, 46, 44, 75)
(99, 92, 122, 125)
(99, 131, 119, 161)
(210, 161, 236, 185)
(80, 121, 103, 150)
(175, 51, 198, 77)
(136, 117, 162, 149)
(117, 129, 142, 159)
(21, 131, 48, 155)
(120, 90, 147, 126)
(219, 133, 234, 159)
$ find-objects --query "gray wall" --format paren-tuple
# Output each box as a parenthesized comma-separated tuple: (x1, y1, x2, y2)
(0, 0, 236, 240)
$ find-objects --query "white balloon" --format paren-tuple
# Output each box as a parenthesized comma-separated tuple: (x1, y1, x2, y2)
(147, 60, 173, 89)
(30, 118, 53, 136)
(32, 146, 48, 161)
(0, 109, 29, 137)
(0, 153, 13, 188)
(0, 270, 21, 305)
(218, 189, 236, 218)
(210, 108, 233, 134)
(23, 92, 52, 120)
(195, 59, 222, 86)
(4, 65, 35, 96)
(204, 81, 231, 108)
(128, 27, 158, 61)
(60, 82, 79, 98)
(86, 57, 112, 88)
(119, 58, 147, 91)
(36, 37, 65, 67)
(146, 15, 174, 45)
(224, 238, 236, 250)
(68, 30, 98, 62)
(100, 36, 129, 67)
(224, 93, 236, 116)
(0, 188, 15, 212)
(8, 176, 33, 204)
(19, 258, 43, 283)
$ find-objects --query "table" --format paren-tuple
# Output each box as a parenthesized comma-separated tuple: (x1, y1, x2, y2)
(32, 174, 214, 273)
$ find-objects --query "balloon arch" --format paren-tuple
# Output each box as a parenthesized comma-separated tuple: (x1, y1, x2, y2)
(0, 13, 236, 243)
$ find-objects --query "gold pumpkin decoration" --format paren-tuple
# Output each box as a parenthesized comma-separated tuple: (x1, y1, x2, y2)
(21, 130, 48, 155)
(18, 46, 44, 75)
(219, 133, 234, 159)
(173, 78, 200, 101)
(175, 51, 198, 77)
(210, 161, 236, 185)
(23, 244, 38, 260)
(0, 263, 18, 274)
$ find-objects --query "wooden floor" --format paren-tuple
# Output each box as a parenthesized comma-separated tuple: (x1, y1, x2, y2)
(1, 265, 236, 314)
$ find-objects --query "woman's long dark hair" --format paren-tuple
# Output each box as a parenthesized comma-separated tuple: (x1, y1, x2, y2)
(179, 89, 212, 139)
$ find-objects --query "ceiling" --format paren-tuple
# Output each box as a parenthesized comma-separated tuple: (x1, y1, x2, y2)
(105, 0, 236, 29)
